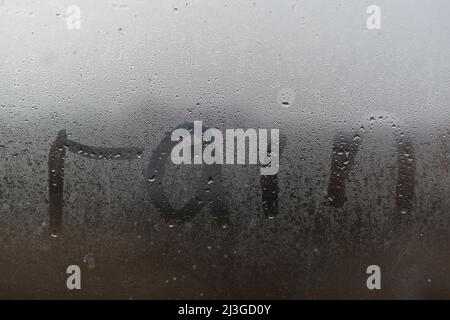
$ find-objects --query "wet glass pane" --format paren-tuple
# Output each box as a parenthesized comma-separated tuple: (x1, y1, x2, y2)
(0, 0, 449, 299)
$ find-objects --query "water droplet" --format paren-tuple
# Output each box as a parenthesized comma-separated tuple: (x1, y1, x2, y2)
(83, 253, 96, 269)
(277, 88, 296, 108)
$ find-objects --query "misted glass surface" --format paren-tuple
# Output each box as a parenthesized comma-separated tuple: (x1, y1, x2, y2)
(0, 0, 449, 299)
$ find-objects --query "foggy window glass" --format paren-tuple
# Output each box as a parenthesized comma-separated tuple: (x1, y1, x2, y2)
(0, 0, 449, 300)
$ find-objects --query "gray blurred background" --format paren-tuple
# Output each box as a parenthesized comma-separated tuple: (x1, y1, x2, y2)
(0, 0, 449, 299)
